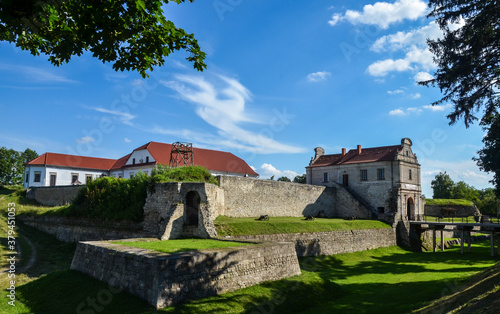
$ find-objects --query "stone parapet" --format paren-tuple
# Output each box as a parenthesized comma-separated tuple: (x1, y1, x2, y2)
(70, 239, 301, 309)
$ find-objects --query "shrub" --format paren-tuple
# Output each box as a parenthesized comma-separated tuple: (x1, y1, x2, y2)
(68, 166, 218, 221)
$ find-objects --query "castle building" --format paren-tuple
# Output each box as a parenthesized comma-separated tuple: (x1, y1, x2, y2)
(23, 141, 258, 188)
(306, 138, 423, 222)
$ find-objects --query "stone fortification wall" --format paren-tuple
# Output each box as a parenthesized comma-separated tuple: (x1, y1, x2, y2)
(71, 240, 301, 309)
(228, 227, 396, 256)
(424, 204, 480, 218)
(26, 185, 83, 206)
(20, 216, 148, 242)
(142, 182, 222, 239)
(218, 176, 337, 217)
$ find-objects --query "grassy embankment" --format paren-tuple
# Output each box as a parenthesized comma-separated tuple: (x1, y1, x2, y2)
(1, 186, 499, 313)
(113, 239, 254, 253)
(214, 216, 391, 237)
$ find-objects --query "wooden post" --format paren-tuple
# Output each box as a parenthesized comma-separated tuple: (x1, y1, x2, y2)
(460, 230, 465, 254)
(441, 229, 445, 251)
(467, 231, 472, 253)
(491, 232, 495, 257)
(433, 228, 437, 253)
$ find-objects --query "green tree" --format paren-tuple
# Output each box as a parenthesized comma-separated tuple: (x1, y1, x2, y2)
(452, 181, 480, 202)
(474, 113, 500, 196)
(277, 176, 291, 182)
(422, 0, 500, 193)
(0, 0, 206, 78)
(0, 147, 39, 185)
(431, 172, 455, 199)
(293, 174, 306, 184)
(421, 0, 500, 127)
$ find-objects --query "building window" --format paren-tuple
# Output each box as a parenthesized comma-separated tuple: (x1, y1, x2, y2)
(378, 207, 385, 214)
(25, 172, 29, 183)
(377, 168, 385, 180)
(34, 171, 41, 183)
(86, 175, 92, 184)
(409, 169, 412, 180)
(360, 169, 368, 181)
(146, 156, 149, 163)
(343, 174, 349, 186)
(323, 172, 329, 183)
(118, 174, 123, 178)
(132, 158, 136, 165)
(71, 174, 79, 184)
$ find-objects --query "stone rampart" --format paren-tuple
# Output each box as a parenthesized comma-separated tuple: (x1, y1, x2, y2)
(26, 185, 83, 206)
(20, 216, 148, 242)
(218, 176, 337, 217)
(70, 239, 301, 309)
(424, 204, 480, 218)
(227, 227, 396, 256)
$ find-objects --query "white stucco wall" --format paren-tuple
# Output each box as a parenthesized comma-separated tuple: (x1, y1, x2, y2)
(24, 166, 107, 188)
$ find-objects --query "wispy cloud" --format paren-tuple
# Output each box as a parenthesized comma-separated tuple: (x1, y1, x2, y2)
(307, 71, 331, 82)
(389, 103, 452, 116)
(77, 136, 95, 144)
(328, 0, 427, 29)
(159, 73, 304, 154)
(0, 63, 77, 83)
(90, 107, 137, 126)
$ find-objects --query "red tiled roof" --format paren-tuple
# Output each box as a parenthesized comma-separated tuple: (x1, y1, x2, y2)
(132, 142, 258, 176)
(26, 142, 258, 176)
(25, 153, 117, 170)
(308, 145, 402, 168)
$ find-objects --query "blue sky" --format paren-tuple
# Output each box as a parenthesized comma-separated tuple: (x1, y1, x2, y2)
(0, 0, 493, 196)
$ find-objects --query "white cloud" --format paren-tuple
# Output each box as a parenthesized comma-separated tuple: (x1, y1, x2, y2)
(367, 59, 412, 76)
(371, 21, 442, 52)
(423, 103, 452, 111)
(160, 74, 305, 154)
(77, 136, 95, 144)
(328, 0, 427, 29)
(389, 103, 453, 116)
(307, 71, 331, 82)
(388, 89, 404, 95)
(124, 138, 132, 143)
(414, 71, 434, 83)
(258, 163, 299, 180)
(410, 93, 421, 99)
(91, 107, 136, 126)
(0, 63, 77, 84)
(389, 108, 406, 116)
(419, 159, 494, 196)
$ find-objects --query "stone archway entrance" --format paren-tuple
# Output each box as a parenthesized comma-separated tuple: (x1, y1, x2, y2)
(407, 197, 415, 221)
(185, 191, 200, 226)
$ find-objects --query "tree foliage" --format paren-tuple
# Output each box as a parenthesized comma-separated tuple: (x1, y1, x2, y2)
(474, 113, 500, 196)
(421, 0, 500, 127)
(277, 176, 291, 182)
(0, 0, 206, 77)
(0, 147, 38, 185)
(293, 174, 307, 184)
(430, 171, 498, 214)
(431, 172, 455, 199)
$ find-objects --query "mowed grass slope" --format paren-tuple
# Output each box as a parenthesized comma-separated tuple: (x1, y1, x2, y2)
(214, 216, 391, 237)
(113, 239, 254, 254)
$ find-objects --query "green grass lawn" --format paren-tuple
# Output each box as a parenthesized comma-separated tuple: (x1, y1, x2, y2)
(425, 199, 474, 206)
(113, 239, 254, 253)
(214, 216, 391, 237)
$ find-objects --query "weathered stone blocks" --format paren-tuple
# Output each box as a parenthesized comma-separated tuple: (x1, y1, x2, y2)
(70, 239, 301, 309)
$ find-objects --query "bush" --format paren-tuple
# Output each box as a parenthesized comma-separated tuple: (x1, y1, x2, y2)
(68, 166, 218, 221)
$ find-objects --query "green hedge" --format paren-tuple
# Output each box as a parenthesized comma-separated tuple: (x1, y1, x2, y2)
(67, 166, 218, 221)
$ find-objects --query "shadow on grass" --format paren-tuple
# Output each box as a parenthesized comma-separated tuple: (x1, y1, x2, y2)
(17, 270, 157, 314)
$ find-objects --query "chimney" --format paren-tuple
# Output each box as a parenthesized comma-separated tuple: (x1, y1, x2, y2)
(357, 145, 362, 154)
(342, 148, 346, 156)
